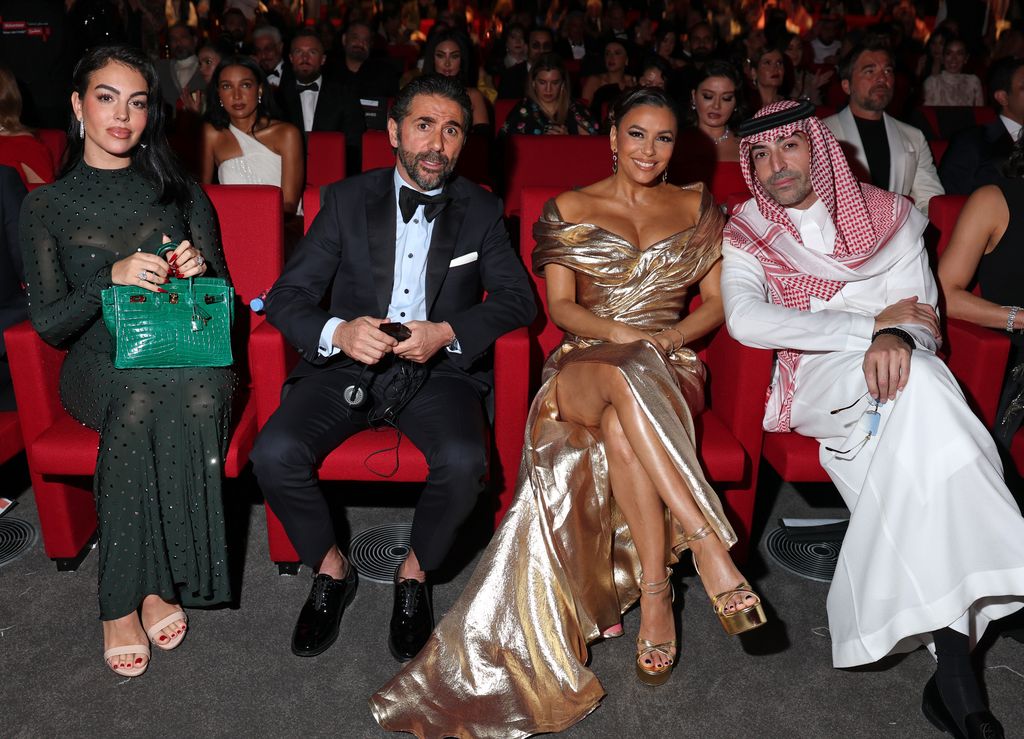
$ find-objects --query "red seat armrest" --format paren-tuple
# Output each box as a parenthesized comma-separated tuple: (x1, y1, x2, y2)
(945, 318, 1010, 427)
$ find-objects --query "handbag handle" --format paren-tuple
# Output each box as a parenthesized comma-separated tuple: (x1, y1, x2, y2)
(157, 242, 180, 258)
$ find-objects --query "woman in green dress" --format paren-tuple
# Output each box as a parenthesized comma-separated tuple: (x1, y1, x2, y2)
(19, 45, 236, 678)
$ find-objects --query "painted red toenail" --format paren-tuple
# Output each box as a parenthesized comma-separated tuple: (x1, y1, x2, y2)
(159, 635, 167, 641)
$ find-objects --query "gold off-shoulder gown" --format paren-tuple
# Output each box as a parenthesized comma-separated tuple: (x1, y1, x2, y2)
(370, 183, 733, 738)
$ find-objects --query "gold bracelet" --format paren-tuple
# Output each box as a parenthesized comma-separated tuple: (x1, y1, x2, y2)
(660, 327, 684, 351)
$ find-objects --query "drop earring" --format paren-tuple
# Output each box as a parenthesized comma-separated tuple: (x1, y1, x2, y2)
(612, 151, 618, 174)
(662, 169, 668, 183)
(79, 119, 84, 138)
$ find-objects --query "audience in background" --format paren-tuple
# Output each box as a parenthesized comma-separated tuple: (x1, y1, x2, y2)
(499, 25, 555, 98)
(501, 53, 597, 136)
(201, 56, 303, 216)
(940, 57, 1024, 195)
(923, 38, 984, 106)
(253, 25, 287, 88)
(747, 45, 788, 110)
(824, 42, 944, 215)
(0, 65, 54, 187)
(156, 23, 203, 110)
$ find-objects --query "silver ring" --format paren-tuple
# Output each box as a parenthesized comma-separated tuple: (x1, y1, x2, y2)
(137, 270, 148, 281)
(195, 255, 205, 267)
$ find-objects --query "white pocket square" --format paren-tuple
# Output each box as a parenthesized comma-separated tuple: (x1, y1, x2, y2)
(448, 252, 478, 267)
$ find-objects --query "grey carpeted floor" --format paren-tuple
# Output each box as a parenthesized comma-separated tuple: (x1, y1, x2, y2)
(2, 456, 1022, 739)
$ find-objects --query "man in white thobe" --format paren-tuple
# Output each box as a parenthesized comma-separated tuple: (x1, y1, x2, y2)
(722, 100, 1024, 739)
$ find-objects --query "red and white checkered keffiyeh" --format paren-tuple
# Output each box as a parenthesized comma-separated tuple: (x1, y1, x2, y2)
(725, 100, 913, 431)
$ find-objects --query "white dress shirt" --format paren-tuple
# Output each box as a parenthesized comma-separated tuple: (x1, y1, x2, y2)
(1000, 114, 1022, 144)
(298, 75, 322, 132)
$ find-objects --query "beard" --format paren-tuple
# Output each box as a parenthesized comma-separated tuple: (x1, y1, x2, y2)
(396, 135, 456, 191)
(761, 168, 813, 207)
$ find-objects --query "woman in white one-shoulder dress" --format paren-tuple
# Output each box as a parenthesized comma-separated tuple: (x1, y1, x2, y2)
(200, 55, 303, 216)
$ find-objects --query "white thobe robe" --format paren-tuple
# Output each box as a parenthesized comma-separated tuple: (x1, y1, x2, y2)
(722, 197, 1024, 668)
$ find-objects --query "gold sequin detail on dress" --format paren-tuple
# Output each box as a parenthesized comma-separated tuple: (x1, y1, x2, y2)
(370, 183, 730, 737)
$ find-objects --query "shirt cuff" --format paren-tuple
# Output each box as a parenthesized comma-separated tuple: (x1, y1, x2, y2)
(318, 317, 344, 357)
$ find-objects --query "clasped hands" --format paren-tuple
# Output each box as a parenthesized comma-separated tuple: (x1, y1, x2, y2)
(333, 317, 455, 365)
(608, 323, 681, 355)
(110, 235, 208, 293)
(864, 296, 940, 402)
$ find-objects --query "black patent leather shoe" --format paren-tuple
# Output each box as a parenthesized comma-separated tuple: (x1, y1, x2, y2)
(922, 675, 1005, 738)
(291, 565, 358, 657)
(388, 576, 433, 662)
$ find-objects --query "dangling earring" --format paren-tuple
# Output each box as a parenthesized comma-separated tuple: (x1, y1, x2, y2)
(78, 119, 84, 138)
(612, 151, 618, 174)
(662, 169, 668, 184)
(258, 94, 263, 104)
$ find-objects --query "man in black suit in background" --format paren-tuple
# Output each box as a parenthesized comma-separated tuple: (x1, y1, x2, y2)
(277, 28, 363, 174)
(251, 75, 536, 662)
(939, 57, 1024, 195)
(497, 26, 555, 98)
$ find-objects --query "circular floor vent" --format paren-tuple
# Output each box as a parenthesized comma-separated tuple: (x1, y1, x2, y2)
(764, 526, 840, 583)
(348, 523, 412, 584)
(0, 517, 37, 568)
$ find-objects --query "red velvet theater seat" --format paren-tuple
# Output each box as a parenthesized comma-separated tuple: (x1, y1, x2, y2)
(5, 184, 283, 570)
(252, 187, 531, 571)
(519, 186, 773, 560)
(503, 136, 613, 218)
(306, 131, 345, 186)
(0, 411, 22, 466)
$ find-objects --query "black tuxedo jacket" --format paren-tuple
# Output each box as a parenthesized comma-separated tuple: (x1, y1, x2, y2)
(264, 168, 536, 389)
(939, 118, 1015, 195)
(277, 72, 362, 136)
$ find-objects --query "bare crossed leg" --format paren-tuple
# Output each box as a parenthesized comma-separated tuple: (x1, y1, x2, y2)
(555, 361, 757, 668)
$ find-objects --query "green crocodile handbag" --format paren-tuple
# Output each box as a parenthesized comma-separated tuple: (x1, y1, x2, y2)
(101, 247, 235, 369)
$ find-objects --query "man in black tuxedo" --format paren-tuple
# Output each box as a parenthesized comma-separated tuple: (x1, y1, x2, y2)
(276, 28, 363, 174)
(251, 74, 536, 662)
(939, 57, 1024, 195)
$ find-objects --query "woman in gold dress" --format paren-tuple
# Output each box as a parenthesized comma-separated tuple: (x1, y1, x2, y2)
(370, 87, 765, 737)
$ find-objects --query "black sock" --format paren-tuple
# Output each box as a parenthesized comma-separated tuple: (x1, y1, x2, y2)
(933, 627, 986, 734)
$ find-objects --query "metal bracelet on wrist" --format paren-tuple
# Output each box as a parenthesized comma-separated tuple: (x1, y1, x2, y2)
(1005, 305, 1021, 334)
(871, 327, 916, 351)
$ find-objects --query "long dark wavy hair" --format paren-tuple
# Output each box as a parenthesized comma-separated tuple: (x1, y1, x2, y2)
(62, 45, 191, 207)
(421, 28, 476, 87)
(204, 55, 280, 133)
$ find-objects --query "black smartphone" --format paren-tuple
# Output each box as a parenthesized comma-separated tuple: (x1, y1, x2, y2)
(379, 322, 411, 341)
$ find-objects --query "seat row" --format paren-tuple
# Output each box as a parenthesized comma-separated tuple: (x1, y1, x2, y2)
(3, 186, 1010, 576)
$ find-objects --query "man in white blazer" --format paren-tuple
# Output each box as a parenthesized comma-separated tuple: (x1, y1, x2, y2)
(823, 42, 944, 215)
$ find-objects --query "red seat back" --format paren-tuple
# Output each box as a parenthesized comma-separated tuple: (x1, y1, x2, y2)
(306, 131, 345, 186)
(362, 130, 395, 171)
(929, 193, 969, 258)
(494, 99, 517, 131)
(201, 184, 284, 335)
(36, 128, 67, 171)
(504, 135, 610, 216)
(710, 161, 751, 205)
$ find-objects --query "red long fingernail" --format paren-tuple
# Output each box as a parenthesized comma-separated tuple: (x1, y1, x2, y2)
(157, 288, 168, 293)
(169, 254, 178, 264)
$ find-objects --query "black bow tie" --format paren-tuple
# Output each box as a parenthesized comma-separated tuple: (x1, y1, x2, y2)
(399, 186, 451, 223)
(296, 82, 319, 93)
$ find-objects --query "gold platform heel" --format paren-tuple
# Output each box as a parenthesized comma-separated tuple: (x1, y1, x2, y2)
(635, 567, 676, 686)
(685, 525, 767, 636)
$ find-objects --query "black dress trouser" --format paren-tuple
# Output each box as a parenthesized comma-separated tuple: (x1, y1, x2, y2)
(250, 361, 490, 571)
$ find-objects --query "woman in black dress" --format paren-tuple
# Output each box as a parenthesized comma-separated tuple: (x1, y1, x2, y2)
(19, 45, 236, 677)
(938, 137, 1024, 454)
